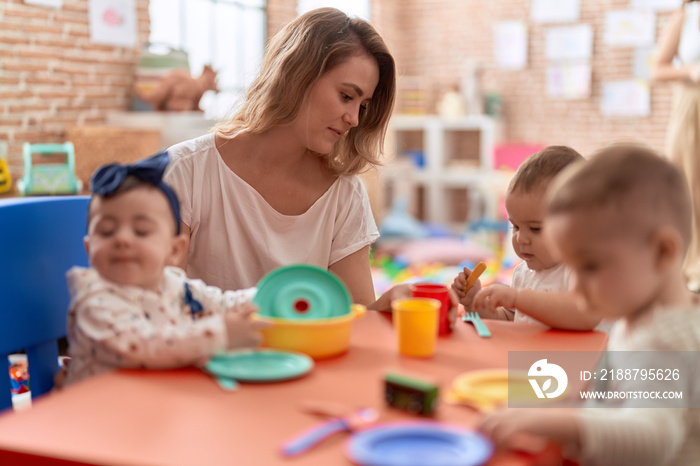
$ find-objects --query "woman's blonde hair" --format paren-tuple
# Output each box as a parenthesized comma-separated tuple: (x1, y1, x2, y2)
(214, 7, 396, 176)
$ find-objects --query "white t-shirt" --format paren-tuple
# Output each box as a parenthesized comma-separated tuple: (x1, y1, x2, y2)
(578, 306, 700, 466)
(678, 2, 700, 65)
(511, 261, 570, 325)
(165, 134, 379, 291)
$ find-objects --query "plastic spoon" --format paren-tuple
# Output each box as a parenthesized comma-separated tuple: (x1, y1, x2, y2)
(464, 262, 487, 294)
(208, 373, 238, 391)
(281, 407, 378, 456)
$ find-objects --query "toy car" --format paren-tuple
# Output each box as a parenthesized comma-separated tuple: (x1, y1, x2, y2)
(17, 142, 82, 195)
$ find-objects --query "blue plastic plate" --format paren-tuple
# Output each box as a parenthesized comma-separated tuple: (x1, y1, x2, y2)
(346, 422, 493, 466)
(205, 349, 314, 382)
(254, 264, 351, 320)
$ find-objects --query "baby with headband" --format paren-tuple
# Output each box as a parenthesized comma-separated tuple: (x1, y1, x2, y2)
(62, 152, 269, 386)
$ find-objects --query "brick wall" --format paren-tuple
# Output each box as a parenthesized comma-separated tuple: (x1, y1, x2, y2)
(266, 0, 298, 38)
(1, 0, 679, 181)
(388, 0, 675, 157)
(266, 1, 675, 157)
(0, 0, 150, 176)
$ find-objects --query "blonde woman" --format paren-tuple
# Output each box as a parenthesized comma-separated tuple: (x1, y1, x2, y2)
(165, 8, 403, 310)
(653, 0, 700, 290)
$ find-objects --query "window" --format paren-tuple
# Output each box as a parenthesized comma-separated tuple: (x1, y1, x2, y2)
(148, 0, 266, 119)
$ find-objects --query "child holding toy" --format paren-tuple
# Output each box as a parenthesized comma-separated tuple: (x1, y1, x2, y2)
(478, 144, 700, 465)
(452, 146, 601, 330)
(63, 152, 269, 386)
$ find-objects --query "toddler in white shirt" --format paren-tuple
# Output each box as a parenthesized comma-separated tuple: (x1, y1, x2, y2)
(452, 145, 600, 330)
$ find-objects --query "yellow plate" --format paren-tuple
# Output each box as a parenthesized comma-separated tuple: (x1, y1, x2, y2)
(446, 369, 533, 411)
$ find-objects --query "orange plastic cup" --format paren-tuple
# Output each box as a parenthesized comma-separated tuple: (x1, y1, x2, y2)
(392, 298, 440, 357)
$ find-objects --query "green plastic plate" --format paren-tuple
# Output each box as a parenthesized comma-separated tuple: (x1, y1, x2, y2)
(254, 264, 351, 320)
(205, 349, 314, 382)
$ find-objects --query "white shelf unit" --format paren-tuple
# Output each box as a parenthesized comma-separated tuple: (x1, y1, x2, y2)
(384, 114, 498, 228)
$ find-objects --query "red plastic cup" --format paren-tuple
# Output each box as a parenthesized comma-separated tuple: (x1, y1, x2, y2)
(409, 283, 452, 335)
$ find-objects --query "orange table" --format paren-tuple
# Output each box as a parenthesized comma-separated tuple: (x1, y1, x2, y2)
(0, 312, 607, 466)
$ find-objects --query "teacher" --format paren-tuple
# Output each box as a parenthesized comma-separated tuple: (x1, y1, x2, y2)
(654, 0, 700, 290)
(165, 8, 399, 309)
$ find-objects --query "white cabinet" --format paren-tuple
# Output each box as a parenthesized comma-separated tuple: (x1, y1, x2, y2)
(106, 111, 217, 149)
(383, 114, 499, 229)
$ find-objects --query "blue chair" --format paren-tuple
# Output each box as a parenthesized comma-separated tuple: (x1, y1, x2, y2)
(0, 196, 89, 411)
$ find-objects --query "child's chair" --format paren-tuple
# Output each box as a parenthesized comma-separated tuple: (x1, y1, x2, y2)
(17, 142, 82, 196)
(0, 196, 89, 411)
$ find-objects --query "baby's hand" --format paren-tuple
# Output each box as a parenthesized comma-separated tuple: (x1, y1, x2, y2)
(53, 359, 71, 390)
(478, 408, 546, 449)
(224, 302, 272, 349)
(478, 408, 579, 453)
(451, 266, 482, 309)
(473, 284, 517, 315)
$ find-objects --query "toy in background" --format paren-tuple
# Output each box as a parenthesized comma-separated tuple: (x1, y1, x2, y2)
(378, 197, 430, 241)
(384, 372, 439, 416)
(397, 76, 430, 115)
(437, 83, 465, 117)
(135, 65, 218, 112)
(460, 58, 485, 116)
(0, 142, 12, 194)
(17, 142, 82, 196)
(371, 192, 516, 297)
(132, 44, 190, 111)
(8, 358, 29, 395)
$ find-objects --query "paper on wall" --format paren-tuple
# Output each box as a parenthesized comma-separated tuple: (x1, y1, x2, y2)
(494, 21, 528, 70)
(24, 0, 62, 6)
(634, 48, 656, 79)
(547, 62, 591, 99)
(531, 0, 580, 24)
(89, 0, 136, 48)
(545, 25, 593, 61)
(601, 80, 650, 117)
(604, 10, 656, 47)
(631, 0, 683, 12)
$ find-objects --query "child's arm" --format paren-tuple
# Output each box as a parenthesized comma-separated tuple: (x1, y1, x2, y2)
(73, 295, 231, 369)
(183, 275, 257, 315)
(176, 274, 270, 348)
(480, 407, 687, 466)
(473, 286, 600, 330)
(478, 408, 582, 459)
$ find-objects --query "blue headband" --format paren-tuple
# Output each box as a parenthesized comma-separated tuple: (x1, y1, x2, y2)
(90, 151, 181, 235)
